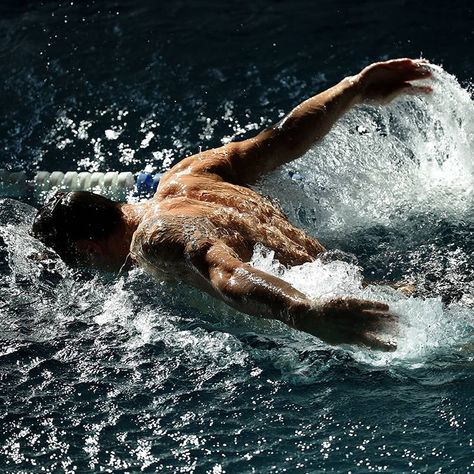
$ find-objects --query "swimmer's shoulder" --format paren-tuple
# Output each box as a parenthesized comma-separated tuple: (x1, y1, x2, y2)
(131, 215, 185, 261)
(130, 214, 216, 270)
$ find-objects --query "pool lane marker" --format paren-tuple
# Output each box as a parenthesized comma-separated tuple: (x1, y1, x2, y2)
(0, 170, 164, 202)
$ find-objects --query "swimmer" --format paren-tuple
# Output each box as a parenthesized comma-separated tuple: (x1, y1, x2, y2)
(32, 58, 432, 350)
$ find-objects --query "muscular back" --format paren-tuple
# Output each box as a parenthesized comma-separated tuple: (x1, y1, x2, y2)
(131, 166, 325, 282)
(132, 57, 431, 276)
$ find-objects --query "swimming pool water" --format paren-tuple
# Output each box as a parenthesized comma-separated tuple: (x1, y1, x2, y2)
(1, 1, 474, 472)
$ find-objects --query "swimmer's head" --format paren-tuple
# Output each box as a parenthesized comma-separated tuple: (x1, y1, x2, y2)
(31, 191, 124, 269)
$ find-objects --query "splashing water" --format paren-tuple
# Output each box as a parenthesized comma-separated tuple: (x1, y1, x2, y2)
(1, 64, 474, 472)
(261, 65, 474, 230)
(250, 244, 471, 366)
(1, 64, 473, 367)
(254, 64, 474, 364)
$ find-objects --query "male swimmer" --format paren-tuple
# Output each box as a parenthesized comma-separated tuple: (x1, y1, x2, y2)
(32, 58, 432, 350)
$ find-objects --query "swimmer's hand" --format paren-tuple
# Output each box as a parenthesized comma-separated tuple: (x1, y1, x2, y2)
(296, 297, 397, 351)
(354, 58, 433, 104)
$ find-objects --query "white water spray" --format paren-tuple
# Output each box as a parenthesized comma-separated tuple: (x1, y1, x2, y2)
(260, 64, 474, 234)
(252, 65, 474, 364)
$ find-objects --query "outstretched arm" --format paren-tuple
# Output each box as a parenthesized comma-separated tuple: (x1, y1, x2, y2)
(163, 58, 432, 187)
(196, 243, 396, 351)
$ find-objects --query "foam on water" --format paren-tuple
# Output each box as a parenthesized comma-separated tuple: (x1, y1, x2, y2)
(260, 65, 474, 230)
(250, 245, 472, 366)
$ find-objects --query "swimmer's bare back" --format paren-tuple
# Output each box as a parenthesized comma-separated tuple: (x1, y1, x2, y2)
(131, 59, 432, 351)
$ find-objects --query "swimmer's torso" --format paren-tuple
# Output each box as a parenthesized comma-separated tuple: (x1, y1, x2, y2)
(130, 172, 325, 283)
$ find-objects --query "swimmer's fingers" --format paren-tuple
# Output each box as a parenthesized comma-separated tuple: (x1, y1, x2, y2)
(362, 58, 432, 81)
(302, 299, 398, 351)
(362, 309, 398, 320)
(394, 81, 433, 96)
(373, 82, 432, 105)
(382, 58, 432, 81)
(321, 297, 391, 327)
(361, 309, 397, 322)
(351, 299, 398, 333)
(356, 58, 433, 104)
(404, 84, 433, 95)
(360, 310, 399, 334)
(383, 58, 429, 67)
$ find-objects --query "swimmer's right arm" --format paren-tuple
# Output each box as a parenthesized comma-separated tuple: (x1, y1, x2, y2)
(199, 243, 395, 351)
(163, 59, 432, 186)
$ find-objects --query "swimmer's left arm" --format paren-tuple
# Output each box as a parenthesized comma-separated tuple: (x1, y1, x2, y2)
(228, 58, 432, 184)
(166, 59, 432, 187)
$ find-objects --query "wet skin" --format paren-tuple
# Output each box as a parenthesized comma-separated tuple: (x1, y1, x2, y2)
(104, 59, 432, 350)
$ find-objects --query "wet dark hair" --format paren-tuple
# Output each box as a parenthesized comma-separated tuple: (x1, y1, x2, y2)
(31, 191, 123, 265)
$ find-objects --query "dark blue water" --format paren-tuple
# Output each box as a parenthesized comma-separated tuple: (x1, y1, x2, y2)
(1, 1, 474, 472)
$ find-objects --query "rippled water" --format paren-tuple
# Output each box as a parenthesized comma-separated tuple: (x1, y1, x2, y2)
(1, 1, 474, 472)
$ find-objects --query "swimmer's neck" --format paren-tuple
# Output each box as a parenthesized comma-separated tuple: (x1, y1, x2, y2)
(119, 201, 154, 233)
(103, 201, 156, 270)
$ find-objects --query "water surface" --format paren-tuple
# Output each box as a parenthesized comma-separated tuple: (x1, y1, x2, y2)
(1, 1, 474, 472)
